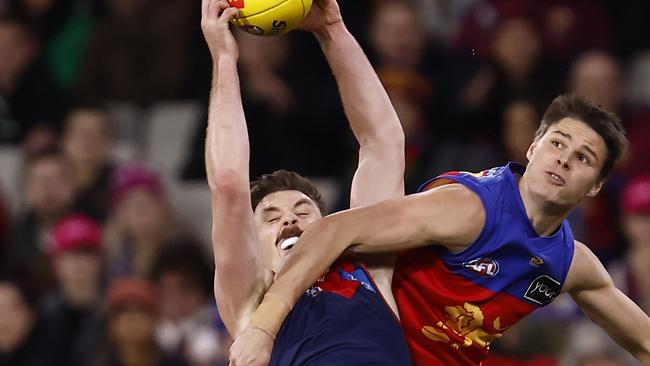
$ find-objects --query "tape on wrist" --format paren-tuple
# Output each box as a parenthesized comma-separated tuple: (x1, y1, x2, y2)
(249, 324, 276, 341)
(249, 292, 293, 337)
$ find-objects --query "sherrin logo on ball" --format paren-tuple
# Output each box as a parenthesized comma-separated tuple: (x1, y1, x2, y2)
(228, 0, 313, 36)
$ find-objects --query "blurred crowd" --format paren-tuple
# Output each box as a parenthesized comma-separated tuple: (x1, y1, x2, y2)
(0, 0, 649, 365)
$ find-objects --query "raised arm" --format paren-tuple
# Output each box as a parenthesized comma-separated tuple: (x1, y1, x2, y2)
(300, 0, 405, 207)
(202, 0, 267, 336)
(565, 242, 650, 365)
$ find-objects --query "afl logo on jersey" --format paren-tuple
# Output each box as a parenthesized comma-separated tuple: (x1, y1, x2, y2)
(523, 275, 561, 305)
(463, 258, 500, 277)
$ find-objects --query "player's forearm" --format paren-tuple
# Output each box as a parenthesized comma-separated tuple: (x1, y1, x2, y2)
(205, 57, 250, 192)
(251, 216, 353, 335)
(574, 286, 650, 365)
(631, 317, 650, 365)
(314, 22, 404, 148)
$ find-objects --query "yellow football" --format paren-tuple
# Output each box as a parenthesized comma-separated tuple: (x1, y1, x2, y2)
(228, 0, 313, 36)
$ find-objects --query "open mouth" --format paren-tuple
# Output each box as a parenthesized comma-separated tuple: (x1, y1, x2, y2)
(276, 226, 303, 251)
(546, 171, 566, 186)
(278, 236, 300, 251)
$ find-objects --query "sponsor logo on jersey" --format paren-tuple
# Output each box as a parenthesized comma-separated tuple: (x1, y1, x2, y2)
(305, 286, 322, 298)
(339, 268, 376, 293)
(462, 258, 499, 277)
(523, 275, 561, 305)
(421, 302, 502, 350)
(529, 256, 544, 267)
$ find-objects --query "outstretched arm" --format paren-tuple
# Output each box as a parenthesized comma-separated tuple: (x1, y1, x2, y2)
(203, 0, 267, 336)
(300, 0, 405, 208)
(247, 184, 484, 335)
(566, 242, 650, 365)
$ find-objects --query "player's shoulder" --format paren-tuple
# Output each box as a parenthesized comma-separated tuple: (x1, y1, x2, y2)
(419, 166, 507, 193)
(564, 240, 613, 293)
(419, 182, 484, 213)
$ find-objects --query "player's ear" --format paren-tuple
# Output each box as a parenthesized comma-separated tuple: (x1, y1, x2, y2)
(526, 141, 537, 162)
(587, 179, 604, 197)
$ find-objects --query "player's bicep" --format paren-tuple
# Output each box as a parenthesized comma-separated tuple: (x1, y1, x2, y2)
(349, 184, 485, 253)
(350, 143, 405, 208)
(210, 191, 267, 335)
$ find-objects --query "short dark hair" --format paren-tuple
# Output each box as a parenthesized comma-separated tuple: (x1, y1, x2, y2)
(250, 170, 326, 213)
(534, 94, 628, 179)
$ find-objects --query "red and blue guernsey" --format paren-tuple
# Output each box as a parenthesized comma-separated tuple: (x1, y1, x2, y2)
(271, 257, 412, 365)
(393, 163, 575, 366)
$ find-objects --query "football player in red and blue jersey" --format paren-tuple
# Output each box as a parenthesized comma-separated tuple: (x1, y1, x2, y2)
(238, 95, 650, 366)
(202, 0, 411, 365)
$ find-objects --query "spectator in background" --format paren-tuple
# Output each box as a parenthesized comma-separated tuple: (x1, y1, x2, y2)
(0, 15, 67, 143)
(619, 110, 650, 176)
(368, 0, 427, 72)
(539, 0, 612, 64)
(8, 0, 94, 89)
(500, 99, 540, 165)
(62, 106, 114, 221)
(10, 0, 73, 43)
(615, 175, 650, 313)
(0, 277, 56, 366)
(39, 213, 105, 366)
(105, 163, 185, 280)
(238, 33, 295, 120)
(75, 0, 192, 106)
(568, 51, 622, 114)
(10, 152, 76, 296)
(94, 278, 189, 366)
(151, 241, 229, 366)
(0, 187, 10, 268)
(236, 31, 296, 179)
(619, 53, 650, 175)
(367, 0, 445, 127)
(450, 1, 560, 144)
(452, 0, 612, 65)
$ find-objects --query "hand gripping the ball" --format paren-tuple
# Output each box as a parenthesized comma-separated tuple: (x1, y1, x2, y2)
(201, 0, 240, 60)
(297, 0, 343, 33)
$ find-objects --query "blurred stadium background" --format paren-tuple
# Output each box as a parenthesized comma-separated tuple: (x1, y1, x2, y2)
(1, 0, 650, 365)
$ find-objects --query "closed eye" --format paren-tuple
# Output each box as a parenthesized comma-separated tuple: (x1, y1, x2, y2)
(267, 217, 280, 224)
(296, 212, 309, 217)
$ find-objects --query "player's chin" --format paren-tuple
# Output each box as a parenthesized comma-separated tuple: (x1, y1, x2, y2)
(276, 246, 292, 260)
(534, 188, 568, 205)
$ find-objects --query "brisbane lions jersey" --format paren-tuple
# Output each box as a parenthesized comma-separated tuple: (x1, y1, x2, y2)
(393, 163, 575, 365)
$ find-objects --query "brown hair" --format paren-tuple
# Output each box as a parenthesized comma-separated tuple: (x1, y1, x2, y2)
(534, 94, 628, 179)
(250, 170, 326, 213)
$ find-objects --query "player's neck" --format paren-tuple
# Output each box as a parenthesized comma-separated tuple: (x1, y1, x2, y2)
(518, 175, 573, 237)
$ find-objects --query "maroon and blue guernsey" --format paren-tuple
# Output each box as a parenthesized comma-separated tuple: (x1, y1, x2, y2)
(393, 163, 575, 365)
(271, 257, 412, 365)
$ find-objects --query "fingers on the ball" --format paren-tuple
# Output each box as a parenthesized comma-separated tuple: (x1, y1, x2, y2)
(207, 0, 227, 19)
(216, 0, 230, 12)
(201, 0, 210, 19)
(220, 6, 240, 22)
